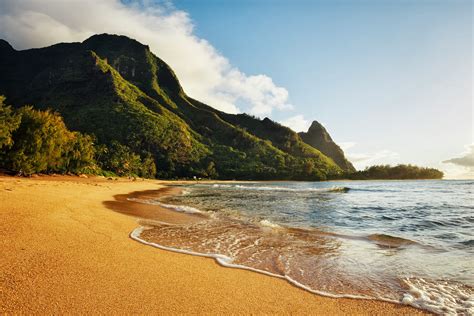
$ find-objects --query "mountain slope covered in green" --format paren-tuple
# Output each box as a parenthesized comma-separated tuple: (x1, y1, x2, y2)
(0, 34, 347, 180)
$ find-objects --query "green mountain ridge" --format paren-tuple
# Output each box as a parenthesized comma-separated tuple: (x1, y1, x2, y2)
(0, 34, 352, 180)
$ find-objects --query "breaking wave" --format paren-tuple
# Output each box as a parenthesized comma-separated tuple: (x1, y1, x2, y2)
(127, 197, 202, 214)
(211, 183, 350, 193)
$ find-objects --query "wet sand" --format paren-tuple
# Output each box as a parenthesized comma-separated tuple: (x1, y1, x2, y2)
(104, 187, 207, 225)
(0, 175, 427, 314)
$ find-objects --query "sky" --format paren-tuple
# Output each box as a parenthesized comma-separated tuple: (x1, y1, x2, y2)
(0, 0, 472, 178)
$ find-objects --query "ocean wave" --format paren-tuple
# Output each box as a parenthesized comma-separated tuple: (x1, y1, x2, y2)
(211, 184, 350, 193)
(460, 239, 474, 247)
(348, 188, 392, 193)
(127, 198, 202, 214)
(181, 189, 191, 196)
(401, 277, 474, 315)
(259, 219, 282, 229)
(367, 234, 417, 248)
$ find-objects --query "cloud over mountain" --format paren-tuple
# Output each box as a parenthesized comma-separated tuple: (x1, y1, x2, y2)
(0, 0, 291, 116)
(443, 144, 474, 169)
(279, 115, 310, 133)
(340, 144, 400, 170)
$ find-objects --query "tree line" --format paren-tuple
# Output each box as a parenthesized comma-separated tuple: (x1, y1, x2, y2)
(0, 96, 444, 180)
(0, 96, 155, 177)
(347, 164, 443, 180)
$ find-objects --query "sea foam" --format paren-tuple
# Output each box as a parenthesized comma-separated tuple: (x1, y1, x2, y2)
(259, 219, 282, 229)
(211, 184, 349, 193)
(130, 225, 388, 302)
(127, 197, 202, 214)
(402, 277, 474, 315)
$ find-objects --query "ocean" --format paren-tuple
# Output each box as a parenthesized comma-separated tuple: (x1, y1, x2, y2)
(131, 180, 473, 315)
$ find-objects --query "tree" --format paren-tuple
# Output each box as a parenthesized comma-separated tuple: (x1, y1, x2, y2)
(347, 164, 443, 180)
(7, 106, 70, 174)
(61, 132, 96, 173)
(1, 106, 96, 175)
(139, 153, 157, 178)
(96, 141, 157, 177)
(205, 161, 218, 178)
(0, 96, 20, 149)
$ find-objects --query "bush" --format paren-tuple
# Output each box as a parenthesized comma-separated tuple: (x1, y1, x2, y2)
(0, 105, 97, 175)
(95, 141, 157, 177)
(0, 96, 21, 149)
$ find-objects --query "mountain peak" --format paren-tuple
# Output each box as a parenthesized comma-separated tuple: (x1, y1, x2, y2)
(299, 120, 355, 172)
(0, 39, 14, 52)
(307, 120, 333, 142)
(308, 120, 328, 133)
(83, 33, 150, 53)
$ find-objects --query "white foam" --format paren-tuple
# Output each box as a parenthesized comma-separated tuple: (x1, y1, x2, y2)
(259, 219, 282, 229)
(127, 198, 202, 214)
(157, 202, 202, 214)
(401, 277, 474, 315)
(210, 184, 349, 193)
(130, 226, 399, 304)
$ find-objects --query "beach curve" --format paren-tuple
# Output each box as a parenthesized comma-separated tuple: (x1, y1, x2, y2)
(0, 175, 428, 314)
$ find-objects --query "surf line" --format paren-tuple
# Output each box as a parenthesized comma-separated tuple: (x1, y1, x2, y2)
(130, 225, 400, 304)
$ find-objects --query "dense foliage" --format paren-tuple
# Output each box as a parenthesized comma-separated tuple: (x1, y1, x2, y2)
(0, 101, 96, 175)
(0, 95, 444, 180)
(0, 34, 444, 180)
(347, 164, 444, 180)
(0, 95, 20, 149)
(0, 98, 157, 177)
(95, 141, 156, 178)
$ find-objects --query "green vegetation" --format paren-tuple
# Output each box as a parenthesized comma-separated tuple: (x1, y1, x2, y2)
(0, 97, 158, 177)
(347, 164, 444, 180)
(0, 34, 443, 180)
(0, 34, 344, 180)
(95, 141, 156, 178)
(0, 96, 444, 180)
(0, 95, 20, 149)
(0, 100, 96, 175)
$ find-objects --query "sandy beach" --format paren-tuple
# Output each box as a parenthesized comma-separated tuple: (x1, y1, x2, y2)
(0, 175, 427, 314)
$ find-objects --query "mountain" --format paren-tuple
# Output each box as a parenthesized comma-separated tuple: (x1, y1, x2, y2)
(0, 34, 349, 180)
(299, 121, 356, 172)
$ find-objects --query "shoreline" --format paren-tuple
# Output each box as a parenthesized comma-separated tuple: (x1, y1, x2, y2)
(0, 175, 427, 314)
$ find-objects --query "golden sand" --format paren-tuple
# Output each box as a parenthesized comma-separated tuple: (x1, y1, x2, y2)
(0, 175, 427, 314)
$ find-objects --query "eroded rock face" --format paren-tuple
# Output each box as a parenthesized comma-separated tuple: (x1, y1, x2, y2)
(299, 121, 356, 173)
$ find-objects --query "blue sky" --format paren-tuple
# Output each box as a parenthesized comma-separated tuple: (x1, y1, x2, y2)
(170, 0, 472, 176)
(0, 0, 472, 177)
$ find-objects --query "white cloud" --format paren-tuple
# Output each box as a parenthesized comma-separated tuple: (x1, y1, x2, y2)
(279, 114, 311, 132)
(443, 143, 474, 168)
(442, 143, 474, 179)
(440, 163, 474, 180)
(347, 150, 399, 163)
(337, 142, 357, 151)
(337, 142, 400, 170)
(0, 0, 291, 115)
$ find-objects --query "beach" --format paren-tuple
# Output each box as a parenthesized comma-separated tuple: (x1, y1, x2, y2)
(0, 175, 427, 314)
